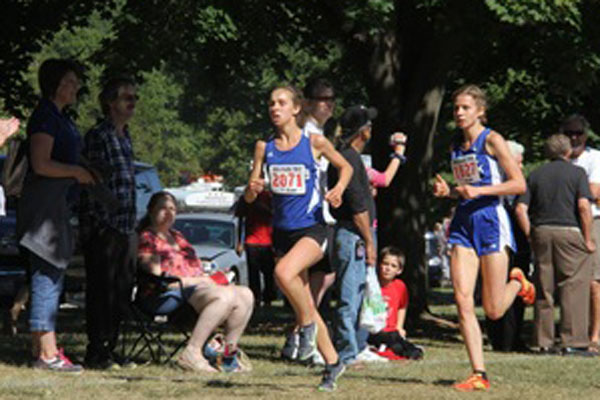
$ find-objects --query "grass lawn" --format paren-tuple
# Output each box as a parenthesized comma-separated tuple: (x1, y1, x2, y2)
(0, 288, 598, 400)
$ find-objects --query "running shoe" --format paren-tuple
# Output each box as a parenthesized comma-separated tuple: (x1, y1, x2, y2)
(317, 360, 346, 392)
(33, 348, 84, 374)
(281, 330, 299, 361)
(297, 322, 318, 361)
(453, 373, 490, 392)
(510, 267, 536, 305)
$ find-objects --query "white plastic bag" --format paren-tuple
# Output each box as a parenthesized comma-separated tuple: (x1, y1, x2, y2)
(359, 267, 387, 333)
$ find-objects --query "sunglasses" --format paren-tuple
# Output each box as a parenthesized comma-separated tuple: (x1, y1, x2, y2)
(309, 96, 335, 102)
(119, 94, 139, 102)
(564, 129, 585, 136)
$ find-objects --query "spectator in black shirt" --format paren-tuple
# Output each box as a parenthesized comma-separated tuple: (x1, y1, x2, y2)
(328, 105, 382, 365)
(515, 134, 596, 356)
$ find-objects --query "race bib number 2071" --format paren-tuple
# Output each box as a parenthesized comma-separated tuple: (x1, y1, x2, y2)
(452, 154, 481, 185)
(269, 164, 307, 195)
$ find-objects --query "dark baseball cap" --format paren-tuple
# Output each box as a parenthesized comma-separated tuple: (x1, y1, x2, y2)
(340, 105, 378, 139)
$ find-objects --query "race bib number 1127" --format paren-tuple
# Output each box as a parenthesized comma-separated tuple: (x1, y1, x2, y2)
(269, 164, 307, 195)
(452, 154, 481, 185)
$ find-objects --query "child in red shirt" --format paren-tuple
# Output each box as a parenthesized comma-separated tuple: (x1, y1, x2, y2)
(367, 246, 423, 360)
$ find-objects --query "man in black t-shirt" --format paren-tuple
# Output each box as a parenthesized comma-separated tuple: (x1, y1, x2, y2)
(515, 134, 595, 355)
(328, 105, 379, 365)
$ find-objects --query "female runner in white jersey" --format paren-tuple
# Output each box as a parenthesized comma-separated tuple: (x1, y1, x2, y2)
(244, 85, 352, 391)
(433, 84, 535, 391)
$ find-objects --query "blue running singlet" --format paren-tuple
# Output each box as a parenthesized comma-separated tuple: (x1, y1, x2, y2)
(265, 133, 322, 231)
(448, 128, 515, 255)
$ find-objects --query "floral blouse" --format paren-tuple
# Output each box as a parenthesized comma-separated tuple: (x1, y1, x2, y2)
(138, 229, 204, 278)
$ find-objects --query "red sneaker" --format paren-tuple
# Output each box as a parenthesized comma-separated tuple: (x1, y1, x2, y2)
(33, 348, 84, 374)
(453, 373, 490, 392)
(510, 267, 536, 305)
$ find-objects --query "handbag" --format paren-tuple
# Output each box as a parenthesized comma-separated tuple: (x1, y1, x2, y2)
(2, 137, 28, 198)
(359, 267, 388, 333)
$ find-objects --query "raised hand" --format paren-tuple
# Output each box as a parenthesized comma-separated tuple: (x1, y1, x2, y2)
(433, 174, 450, 197)
(325, 185, 343, 208)
(390, 132, 407, 155)
(248, 178, 265, 196)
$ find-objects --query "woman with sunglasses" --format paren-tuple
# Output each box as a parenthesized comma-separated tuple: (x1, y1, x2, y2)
(19, 59, 95, 373)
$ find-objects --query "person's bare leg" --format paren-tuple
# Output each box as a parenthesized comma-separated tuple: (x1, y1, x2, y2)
(275, 238, 338, 364)
(309, 271, 336, 307)
(480, 250, 521, 320)
(33, 331, 58, 360)
(184, 286, 235, 364)
(223, 286, 254, 347)
(451, 246, 485, 372)
(274, 238, 323, 325)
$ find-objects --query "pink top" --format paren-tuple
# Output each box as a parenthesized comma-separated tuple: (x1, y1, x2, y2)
(138, 229, 204, 278)
(366, 167, 387, 188)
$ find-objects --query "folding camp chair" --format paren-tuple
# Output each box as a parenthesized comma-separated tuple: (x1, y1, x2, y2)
(119, 270, 194, 364)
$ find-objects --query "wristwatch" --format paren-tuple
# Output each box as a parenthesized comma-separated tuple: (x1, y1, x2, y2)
(390, 153, 407, 164)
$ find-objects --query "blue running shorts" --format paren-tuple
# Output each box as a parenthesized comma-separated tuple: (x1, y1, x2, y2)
(448, 203, 515, 256)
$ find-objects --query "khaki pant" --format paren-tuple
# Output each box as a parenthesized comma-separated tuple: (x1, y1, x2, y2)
(592, 219, 600, 280)
(531, 226, 592, 348)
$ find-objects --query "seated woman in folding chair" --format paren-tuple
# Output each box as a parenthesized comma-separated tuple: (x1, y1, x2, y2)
(137, 191, 254, 373)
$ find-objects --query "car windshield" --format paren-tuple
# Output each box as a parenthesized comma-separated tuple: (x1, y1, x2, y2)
(174, 218, 234, 248)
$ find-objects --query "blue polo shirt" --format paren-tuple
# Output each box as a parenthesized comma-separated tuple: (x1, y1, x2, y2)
(26, 98, 82, 165)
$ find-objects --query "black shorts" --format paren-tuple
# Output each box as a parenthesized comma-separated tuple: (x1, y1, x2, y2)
(272, 223, 328, 259)
(311, 224, 336, 274)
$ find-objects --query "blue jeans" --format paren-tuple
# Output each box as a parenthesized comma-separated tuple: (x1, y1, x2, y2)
(138, 286, 196, 315)
(29, 253, 65, 332)
(333, 226, 368, 364)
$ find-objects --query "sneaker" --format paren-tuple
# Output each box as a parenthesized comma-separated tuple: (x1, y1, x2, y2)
(453, 373, 490, 392)
(297, 322, 318, 361)
(562, 347, 598, 357)
(84, 351, 120, 370)
(281, 330, 299, 361)
(318, 360, 346, 392)
(537, 346, 560, 355)
(400, 339, 425, 360)
(356, 347, 388, 363)
(111, 352, 137, 369)
(33, 349, 84, 374)
(510, 267, 536, 305)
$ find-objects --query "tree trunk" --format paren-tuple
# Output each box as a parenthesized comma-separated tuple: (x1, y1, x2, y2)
(363, 3, 462, 321)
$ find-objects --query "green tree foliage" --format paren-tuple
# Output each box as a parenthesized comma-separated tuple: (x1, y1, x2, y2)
(0, 0, 116, 114)
(131, 67, 202, 185)
(3, 1, 600, 316)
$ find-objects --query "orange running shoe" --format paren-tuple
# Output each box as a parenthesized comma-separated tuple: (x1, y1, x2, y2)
(453, 373, 490, 392)
(510, 267, 536, 305)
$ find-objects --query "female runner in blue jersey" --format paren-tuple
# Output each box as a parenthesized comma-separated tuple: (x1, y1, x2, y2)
(244, 85, 352, 391)
(433, 84, 535, 392)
